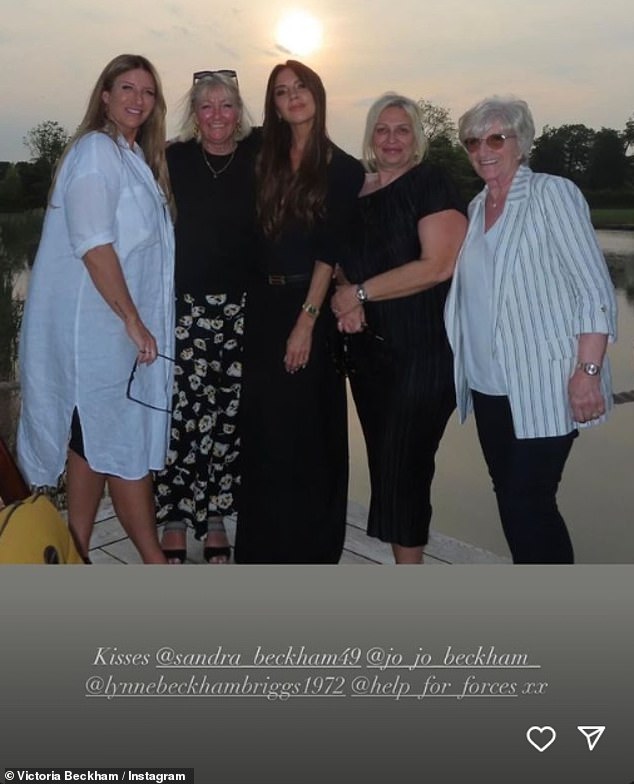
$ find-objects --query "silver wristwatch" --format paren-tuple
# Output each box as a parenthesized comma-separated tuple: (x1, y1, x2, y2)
(576, 362, 601, 376)
(355, 284, 369, 303)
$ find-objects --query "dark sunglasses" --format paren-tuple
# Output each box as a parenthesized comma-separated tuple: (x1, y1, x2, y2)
(126, 352, 175, 414)
(463, 133, 516, 153)
(193, 69, 238, 85)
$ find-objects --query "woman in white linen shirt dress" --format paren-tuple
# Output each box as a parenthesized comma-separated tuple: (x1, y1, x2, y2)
(18, 54, 175, 563)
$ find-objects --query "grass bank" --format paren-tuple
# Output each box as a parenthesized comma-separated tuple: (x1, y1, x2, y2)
(591, 208, 634, 229)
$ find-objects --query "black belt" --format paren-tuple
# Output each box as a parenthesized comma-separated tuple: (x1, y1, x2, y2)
(266, 272, 311, 286)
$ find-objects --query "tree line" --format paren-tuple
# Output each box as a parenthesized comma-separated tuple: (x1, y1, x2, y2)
(417, 101, 634, 206)
(0, 120, 71, 212)
(1, 108, 633, 212)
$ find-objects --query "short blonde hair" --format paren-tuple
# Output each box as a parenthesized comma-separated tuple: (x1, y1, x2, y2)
(178, 72, 252, 142)
(362, 93, 428, 172)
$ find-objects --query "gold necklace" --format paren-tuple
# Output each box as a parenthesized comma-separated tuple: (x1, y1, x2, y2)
(201, 144, 236, 178)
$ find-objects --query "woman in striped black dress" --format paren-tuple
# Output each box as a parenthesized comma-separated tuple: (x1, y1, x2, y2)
(331, 93, 467, 564)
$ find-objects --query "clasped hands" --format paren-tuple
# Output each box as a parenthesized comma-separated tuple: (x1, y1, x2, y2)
(331, 284, 366, 334)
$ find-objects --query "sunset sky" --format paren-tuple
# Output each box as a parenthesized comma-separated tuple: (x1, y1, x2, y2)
(1, 0, 632, 161)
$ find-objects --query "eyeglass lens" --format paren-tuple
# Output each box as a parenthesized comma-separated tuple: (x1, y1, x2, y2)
(126, 352, 175, 414)
(464, 134, 513, 153)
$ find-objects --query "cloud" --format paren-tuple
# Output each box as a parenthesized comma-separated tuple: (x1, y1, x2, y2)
(1, 0, 632, 160)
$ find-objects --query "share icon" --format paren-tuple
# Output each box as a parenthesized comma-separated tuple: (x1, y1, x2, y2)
(577, 726, 606, 751)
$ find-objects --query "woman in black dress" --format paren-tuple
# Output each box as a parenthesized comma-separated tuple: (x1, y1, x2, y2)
(155, 70, 260, 563)
(234, 60, 364, 563)
(331, 93, 467, 564)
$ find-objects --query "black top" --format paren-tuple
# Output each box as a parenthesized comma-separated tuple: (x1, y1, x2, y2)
(341, 162, 465, 348)
(167, 131, 261, 296)
(260, 145, 365, 276)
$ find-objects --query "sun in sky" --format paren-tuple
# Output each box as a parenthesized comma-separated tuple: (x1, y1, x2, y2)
(275, 10, 323, 56)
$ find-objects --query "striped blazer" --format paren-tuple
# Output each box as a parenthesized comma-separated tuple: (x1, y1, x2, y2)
(444, 166, 617, 438)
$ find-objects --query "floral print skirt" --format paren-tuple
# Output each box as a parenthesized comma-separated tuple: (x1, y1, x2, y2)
(155, 291, 245, 539)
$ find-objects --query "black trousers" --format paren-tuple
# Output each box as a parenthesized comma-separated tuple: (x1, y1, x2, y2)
(472, 392, 577, 564)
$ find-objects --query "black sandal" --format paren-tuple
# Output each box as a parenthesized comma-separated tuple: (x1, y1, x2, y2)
(161, 527, 187, 564)
(162, 548, 186, 564)
(204, 517, 231, 563)
(203, 545, 231, 563)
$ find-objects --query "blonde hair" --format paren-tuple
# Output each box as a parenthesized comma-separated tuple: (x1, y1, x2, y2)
(55, 54, 171, 203)
(362, 93, 428, 172)
(178, 72, 252, 142)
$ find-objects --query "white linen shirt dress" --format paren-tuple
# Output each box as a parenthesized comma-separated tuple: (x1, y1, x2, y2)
(18, 131, 175, 485)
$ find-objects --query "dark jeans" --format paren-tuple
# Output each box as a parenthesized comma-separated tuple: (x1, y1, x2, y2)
(472, 392, 577, 564)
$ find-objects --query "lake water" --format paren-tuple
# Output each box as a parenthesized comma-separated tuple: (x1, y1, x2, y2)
(2, 226, 633, 562)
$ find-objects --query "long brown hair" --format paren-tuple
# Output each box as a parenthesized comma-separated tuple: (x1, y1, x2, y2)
(54, 54, 171, 203)
(256, 60, 330, 239)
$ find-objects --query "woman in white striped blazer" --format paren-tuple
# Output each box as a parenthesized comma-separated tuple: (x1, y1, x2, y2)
(444, 96, 617, 563)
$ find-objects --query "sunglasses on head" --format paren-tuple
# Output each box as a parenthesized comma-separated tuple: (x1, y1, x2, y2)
(463, 133, 516, 153)
(193, 69, 238, 85)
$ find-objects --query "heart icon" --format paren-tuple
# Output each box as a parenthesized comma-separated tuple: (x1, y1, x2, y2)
(526, 726, 557, 752)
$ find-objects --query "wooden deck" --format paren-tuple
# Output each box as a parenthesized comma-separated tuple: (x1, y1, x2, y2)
(86, 497, 510, 565)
